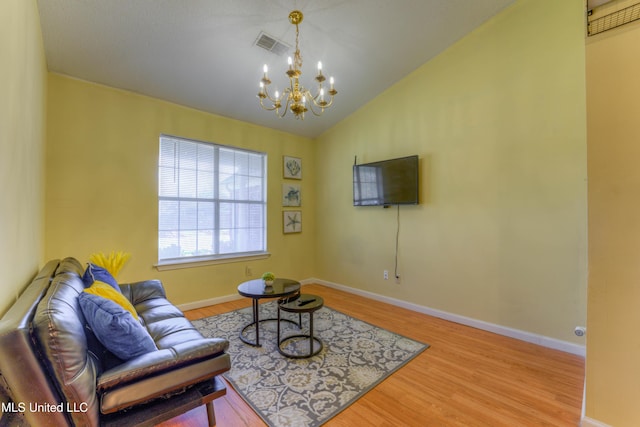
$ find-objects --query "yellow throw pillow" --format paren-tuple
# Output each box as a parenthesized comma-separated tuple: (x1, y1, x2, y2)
(84, 281, 139, 321)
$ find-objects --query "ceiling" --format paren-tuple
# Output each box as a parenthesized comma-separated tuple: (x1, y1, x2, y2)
(37, 0, 517, 139)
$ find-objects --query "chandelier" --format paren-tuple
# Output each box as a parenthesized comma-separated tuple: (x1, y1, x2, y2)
(257, 10, 337, 119)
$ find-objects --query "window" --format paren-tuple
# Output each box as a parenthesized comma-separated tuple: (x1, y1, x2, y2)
(158, 135, 267, 264)
(353, 165, 382, 205)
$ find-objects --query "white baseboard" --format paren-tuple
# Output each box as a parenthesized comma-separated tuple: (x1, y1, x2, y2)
(581, 416, 611, 427)
(177, 293, 243, 312)
(309, 278, 586, 357)
(176, 278, 319, 312)
(177, 277, 585, 357)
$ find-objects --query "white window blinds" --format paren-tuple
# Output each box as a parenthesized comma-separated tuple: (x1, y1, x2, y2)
(158, 135, 267, 262)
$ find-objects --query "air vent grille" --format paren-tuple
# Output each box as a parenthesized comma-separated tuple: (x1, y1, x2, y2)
(255, 32, 290, 56)
(588, 2, 640, 36)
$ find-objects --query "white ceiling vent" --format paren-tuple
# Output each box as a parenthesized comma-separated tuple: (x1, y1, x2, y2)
(588, 1, 640, 36)
(254, 32, 290, 56)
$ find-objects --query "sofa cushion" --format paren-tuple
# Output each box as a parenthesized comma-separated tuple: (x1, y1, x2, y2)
(0, 260, 71, 427)
(82, 263, 119, 289)
(79, 293, 157, 361)
(32, 261, 102, 426)
(85, 280, 139, 320)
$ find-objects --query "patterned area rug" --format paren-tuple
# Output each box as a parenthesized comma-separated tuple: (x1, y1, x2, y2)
(192, 301, 429, 427)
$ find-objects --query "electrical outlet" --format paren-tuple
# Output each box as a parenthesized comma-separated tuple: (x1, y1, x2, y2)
(245, 266, 253, 277)
(384, 270, 389, 280)
(395, 275, 401, 284)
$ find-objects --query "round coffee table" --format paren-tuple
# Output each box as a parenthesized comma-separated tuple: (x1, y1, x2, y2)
(237, 278, 301, 347)
(277, 294, 324, 358)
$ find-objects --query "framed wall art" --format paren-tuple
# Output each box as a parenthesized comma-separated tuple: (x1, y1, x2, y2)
(283, 210, 302, 233)
(282, 183, 301, 207)
(283, 156, 302, 179)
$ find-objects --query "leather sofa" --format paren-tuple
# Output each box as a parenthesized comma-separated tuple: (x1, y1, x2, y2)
(0, 257, 230, 426)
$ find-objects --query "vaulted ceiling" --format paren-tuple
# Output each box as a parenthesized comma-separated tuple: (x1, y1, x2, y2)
(37, 0, 518, 138)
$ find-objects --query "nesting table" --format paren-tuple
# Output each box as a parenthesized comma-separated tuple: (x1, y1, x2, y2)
(237, 278, 300, 347)
(277, 294, 324, 358)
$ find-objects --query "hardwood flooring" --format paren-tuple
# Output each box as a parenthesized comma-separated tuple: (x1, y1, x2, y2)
(158, 284, 585, 427)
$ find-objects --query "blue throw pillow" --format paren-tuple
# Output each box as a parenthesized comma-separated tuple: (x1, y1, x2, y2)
(82, 263, 119, 290)
(78, 292, 157, 361)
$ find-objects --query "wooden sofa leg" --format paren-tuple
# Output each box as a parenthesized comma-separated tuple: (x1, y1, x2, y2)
(206, 401, 216, 426)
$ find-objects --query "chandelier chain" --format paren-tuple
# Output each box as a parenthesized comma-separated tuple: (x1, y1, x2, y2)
(293, 22, 302, 71)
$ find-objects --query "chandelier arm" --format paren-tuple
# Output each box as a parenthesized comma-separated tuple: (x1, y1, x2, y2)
(259, 97, 279, 112)
(304, 92, 324, 117)
(306, 87, 335, 113)
(261, 87, 280, 104)
(309, 102, 327, 117)
(325, 97, 336, 108)
(310, 95, 335, 109)
(281, 95, 291, 118)
(306, 104, 323, 117)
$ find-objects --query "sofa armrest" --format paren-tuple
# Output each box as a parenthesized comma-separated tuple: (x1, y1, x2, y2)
(97, 337, 229, 392)
(119, 279, 166, 305)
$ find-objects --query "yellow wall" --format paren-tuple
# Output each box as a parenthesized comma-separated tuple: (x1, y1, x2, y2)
(315, 0, 587, 343)
(586, 20, 640, 427)
(0, 0, 47, 316)
(45, 74, 316, 304)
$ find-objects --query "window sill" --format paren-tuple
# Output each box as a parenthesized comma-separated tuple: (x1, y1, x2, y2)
(155, 252, 271, 271)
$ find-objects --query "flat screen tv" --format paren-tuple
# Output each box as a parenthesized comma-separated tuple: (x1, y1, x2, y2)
(353, 155, 419, 206)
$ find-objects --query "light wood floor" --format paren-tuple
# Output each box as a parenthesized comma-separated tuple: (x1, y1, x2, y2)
(158, 284, 585, 427)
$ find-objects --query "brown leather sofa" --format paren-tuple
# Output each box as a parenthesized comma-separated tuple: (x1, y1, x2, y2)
(0, 257, 230, 426)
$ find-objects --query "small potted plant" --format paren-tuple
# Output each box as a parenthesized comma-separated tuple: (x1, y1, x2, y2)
(262, 272, 275, 286)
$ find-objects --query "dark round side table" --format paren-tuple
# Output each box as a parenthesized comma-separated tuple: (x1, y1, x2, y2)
(237, 278, 300, 347)
(277, 294, 324, 358)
